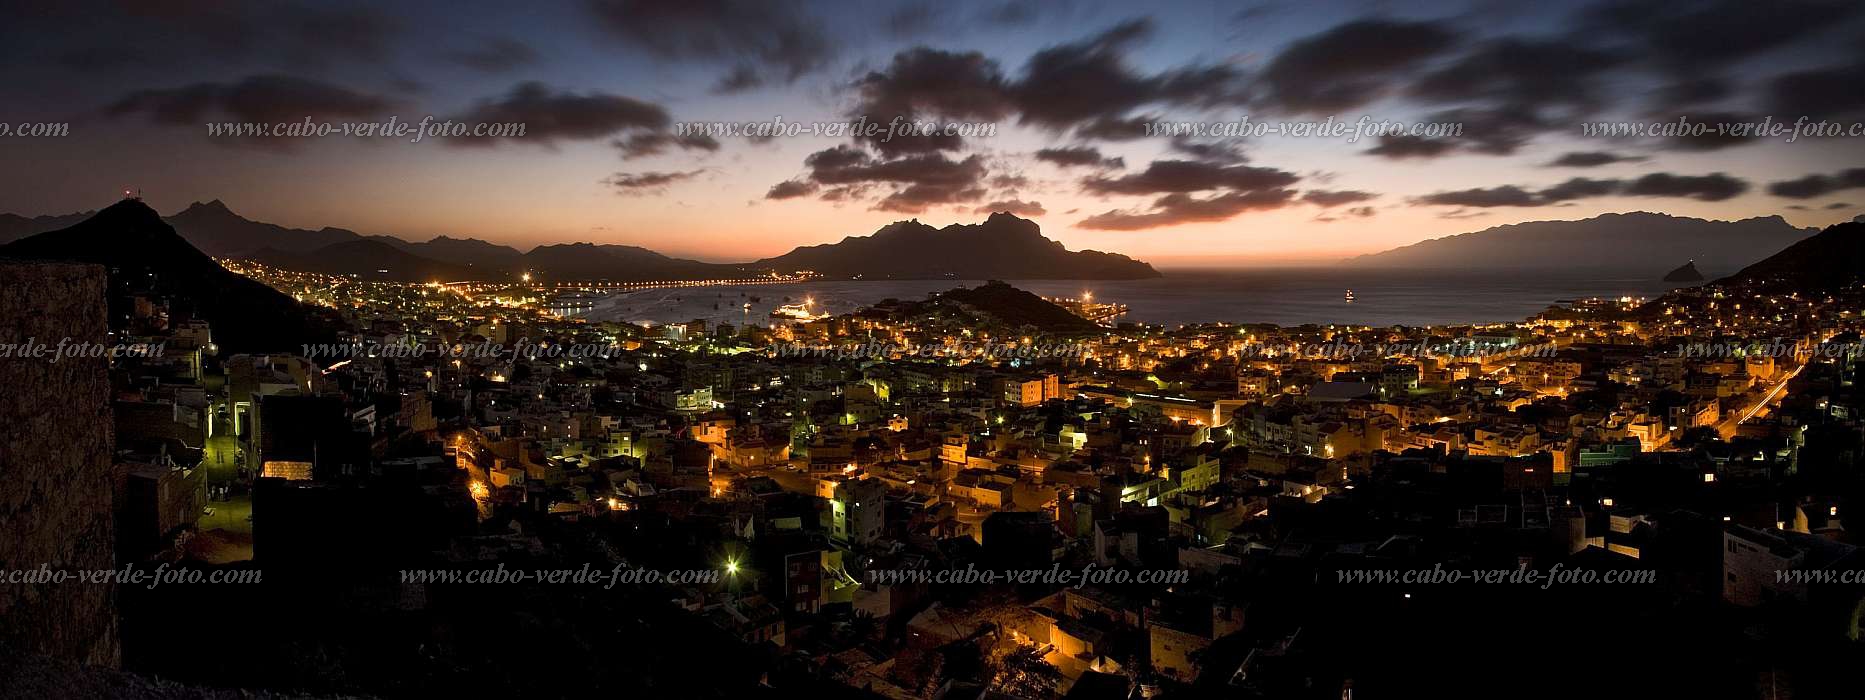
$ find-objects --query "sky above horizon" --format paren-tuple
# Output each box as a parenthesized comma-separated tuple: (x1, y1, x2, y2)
(1, 0, 1863, 265)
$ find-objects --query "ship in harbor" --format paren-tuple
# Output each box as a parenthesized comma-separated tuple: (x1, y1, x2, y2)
(1344, 289, 1356, 303)
(770, 297, 827, 321)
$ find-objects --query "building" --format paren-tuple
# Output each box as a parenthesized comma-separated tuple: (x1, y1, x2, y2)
(832, 478, 886, 546)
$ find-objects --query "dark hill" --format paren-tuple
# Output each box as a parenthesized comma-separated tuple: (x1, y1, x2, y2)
(165, 199, 363, 256)
(1662, 260, 1704, 282)
(521, 243, 745, 282)
(755, 212, 1160, 280)
(1714, 221, 1865, 293)
(0, 199, 335, 353)
(1347, 212, 1813, 275)
(404, 235, 523, 269)
(934, 281, 1099, 332)
(0, 211, 93, 245)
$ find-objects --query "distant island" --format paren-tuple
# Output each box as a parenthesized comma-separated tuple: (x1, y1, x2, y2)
(1662, 260, 1704, 282)
(0, 202, 1159, 283)
(1347, 212, 1815, 276)
(754, 212, 1159, 280)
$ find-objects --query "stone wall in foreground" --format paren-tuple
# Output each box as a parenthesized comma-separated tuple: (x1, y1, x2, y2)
(0, 261, 119, 667)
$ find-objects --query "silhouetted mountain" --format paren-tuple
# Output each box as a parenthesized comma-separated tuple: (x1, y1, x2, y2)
(165, 200, 364, 256)
(401, 235, 524, 269)
(2, 204, 1158, 281)
(521, 243, 743, 282)
(0, 211, 93, 244)
(0, 199, 335, 352)
(755, 212, 1160, 280)
(1715, 221, 1865, 293)
(249, 239, 480, 282)
(936, 281, 1100, 332)
(1662, 260, 1704, 282)
(1347, 212, 1815, 275)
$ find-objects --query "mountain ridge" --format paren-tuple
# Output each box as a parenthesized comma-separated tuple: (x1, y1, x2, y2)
(0, 203, 1158, 281)
(1712, 220, 1865, 293)
(0, 200, 336, 352)
(754, 211, 1160, 280)
(1346, 211, 1818, 275)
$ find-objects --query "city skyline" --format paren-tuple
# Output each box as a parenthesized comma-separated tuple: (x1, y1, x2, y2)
(3, 0, 1863, 263)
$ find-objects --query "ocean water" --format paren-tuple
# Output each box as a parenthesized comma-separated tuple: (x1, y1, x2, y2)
(574, 268, 1692, 329)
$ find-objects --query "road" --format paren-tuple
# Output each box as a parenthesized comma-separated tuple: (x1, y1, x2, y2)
(1717, 363, 1805, 440)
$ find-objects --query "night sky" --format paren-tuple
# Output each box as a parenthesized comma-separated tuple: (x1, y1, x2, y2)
(2, 0, 1862, 265)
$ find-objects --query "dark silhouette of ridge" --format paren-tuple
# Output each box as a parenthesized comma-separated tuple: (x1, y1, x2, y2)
(1662, 260, 1704, 282)
(935, 280, 1101, 332)
(0, 199, 335, 353)
(1347, 212, 1814, 275)
(0, 204, 1161, 282)
(755, 212, 1160, 280)
(1714, 221, 1865, 293)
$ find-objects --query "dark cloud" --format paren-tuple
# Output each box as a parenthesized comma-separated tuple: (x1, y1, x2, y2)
(1434, 107, 1548, 156)
(1768, 169, 1865, 199)
(1438, 209, 1491, 220)
(456, 82, 670, 144)
(613, 132, 721, 159)
(1622, 172, 1748, 201)
(288, 5, 400, 62)
(1080, 160, 1299, 196)
(1009, 19, 1243, 129)
(1579, 0, 1857, 69)
(802, 146, 986, 188)
(1072, 114, 1157, 141)
(106, 74, 394, 124)
(1653, 77, 1734, 109)
(1314, 204, 1377, 223)
(1407, 38, 1621, 113)
(713, 65, 764, 93)
(601, 169, 706, 194)
(884, 0, 1059, 37)
(1413, 185, 1542, 208)
(1413, 172, 1749, 207)
(1078, 189, 1298, 230)
(1034, 146, 1124, 169)
(847, 47, 1012, 155)
(765, 179, 820, 200)
(1167, 137, 1247, 164)
(1655, 110, 1766, 151)
(1364, 108, 1544, 159)
(1546, 151, 1649, 167)
(843, 19, 1246, 154)
(1364, 135, 1457, 159)
(990, 174, 1031, 189)
(41, 3, 401, 72)
(1537, 177, 1622, 203)
(449, 37, 540, 73)
(585, 0, 832, 88)
(779, 146, 992, 213)
(1769, 55, 1865, 119)
(1829, 202, 1854, 210)
(1301, 190, 1378, 207)
(1253, 19, 1460, 114)
(874, 183, 987, 213)
(973, 199, 1046, 217)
